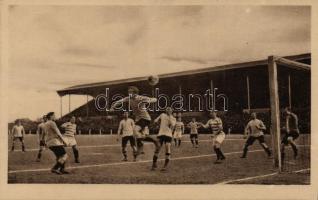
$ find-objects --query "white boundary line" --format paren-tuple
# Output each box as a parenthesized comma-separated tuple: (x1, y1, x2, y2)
(9, 142, 309, 152)
(294, 168, 310, 173)
(8, 139, 245, 152)
(216, 173, 279, 184)
(8, 149, 265, 174)
(217, 168, 310, 184)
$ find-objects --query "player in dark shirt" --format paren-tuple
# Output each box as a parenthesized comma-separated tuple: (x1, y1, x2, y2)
(281, 107, 300, 160)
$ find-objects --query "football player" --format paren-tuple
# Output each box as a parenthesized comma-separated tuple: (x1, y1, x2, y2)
(154, 107, 176, 171)
(11, 119, 26, 152)
(240, 112, 271, 158)
(117, 112, 137, 161)
(45, 112, 69, 174)
(36, 115, 47, 161)
(61, 116, 80, 163)
(187, 118, 200, 148)
(173, 117, 184, 147)
(200, 111, 226, 164)
(281, 107, 299, 160)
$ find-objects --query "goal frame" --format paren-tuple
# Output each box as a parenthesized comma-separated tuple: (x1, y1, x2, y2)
(267, 56, 310, 173)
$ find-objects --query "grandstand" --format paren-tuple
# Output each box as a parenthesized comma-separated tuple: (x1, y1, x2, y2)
(56, 53, 310, 136)
(8, 53, 311, 184)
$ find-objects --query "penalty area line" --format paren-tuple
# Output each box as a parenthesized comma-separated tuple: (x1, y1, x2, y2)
(8, 149, 265, 174)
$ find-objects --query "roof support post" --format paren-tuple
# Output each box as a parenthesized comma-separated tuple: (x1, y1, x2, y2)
(246, 75, 251, 112)
(86, 95, 89, 118)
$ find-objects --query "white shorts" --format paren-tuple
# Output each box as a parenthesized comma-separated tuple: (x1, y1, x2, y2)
(213, 132, 225, 145)
(173, 132, 182, 139)
(63, 136, 77, 146)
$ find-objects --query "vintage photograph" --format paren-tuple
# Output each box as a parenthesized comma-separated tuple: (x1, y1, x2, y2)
(5, 4, 311, 185)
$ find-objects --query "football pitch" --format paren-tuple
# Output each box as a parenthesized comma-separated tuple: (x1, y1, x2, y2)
(8, 134, 310, 184)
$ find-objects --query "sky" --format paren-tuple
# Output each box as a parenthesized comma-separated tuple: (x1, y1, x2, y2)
(7, 5, 310, 121)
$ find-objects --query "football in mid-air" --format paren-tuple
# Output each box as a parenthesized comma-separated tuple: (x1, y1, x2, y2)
(148, 75, 159, 86)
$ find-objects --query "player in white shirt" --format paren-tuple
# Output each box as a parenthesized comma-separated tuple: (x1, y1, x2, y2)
(241, 112, 271, 158)
(117, 112, 137, 161)
(154, 107, 176, 171)
(45, 112, 69, 174)
(11, 120, 26, 152)
(110, 86, 160, 169)
(173, 117, 184, 147)
(200, 111, 226, 164)
(61, 116, 80, 163)
(36, 115, 47, 161)
(187, 118, 200, 148)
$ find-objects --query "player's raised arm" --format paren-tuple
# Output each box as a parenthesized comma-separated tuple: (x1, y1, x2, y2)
(138, 95, 157, 103)
(201, 121, 210, 129)
(110, 97, 129, 111)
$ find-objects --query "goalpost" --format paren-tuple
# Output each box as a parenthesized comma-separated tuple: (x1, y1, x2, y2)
(267, 55, 310, 173)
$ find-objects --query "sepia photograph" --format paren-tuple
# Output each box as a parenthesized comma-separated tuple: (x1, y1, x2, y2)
(0, 0, 316, 199)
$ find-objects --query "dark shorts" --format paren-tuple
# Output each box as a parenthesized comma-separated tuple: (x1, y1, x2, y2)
(136, 135, 158, 147)
(122, 136, 136, 147)
(158, 135, 172, 145)
(13, 137, 23, 142)
(135, 119, 151, 130)
(246, 135, 265, 145)
(190, 134, 198, 139)
(49, 146, 66, 158)
(281, 130, 300, 145)
(39, 140, 46, 147)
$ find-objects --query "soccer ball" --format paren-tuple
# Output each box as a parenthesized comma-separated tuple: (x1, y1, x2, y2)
(148, 75, 159, 86)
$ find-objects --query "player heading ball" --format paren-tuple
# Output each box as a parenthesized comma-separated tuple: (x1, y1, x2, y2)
(110, 86, 161, 170)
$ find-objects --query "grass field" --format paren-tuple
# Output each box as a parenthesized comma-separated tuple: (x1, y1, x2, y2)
(8, 134, 310, 184)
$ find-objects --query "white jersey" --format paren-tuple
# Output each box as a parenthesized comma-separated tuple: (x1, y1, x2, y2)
(44, 120, 64, 147)
(174, 121, 184, 134)
(37, 122, 46, 140)
(245, 119, 266, 137)
(188, 122, 199, 134)
(118, 118, 135, 137)
(203, 117, 223, 135)
(155, 113, 176, 137)
(12, 125, 25, 137)
(61, 122, 77, 137)
(112, 95, 157, 122)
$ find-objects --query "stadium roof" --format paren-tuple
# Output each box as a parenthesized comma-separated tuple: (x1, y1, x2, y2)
(57, 53, 310, 97)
